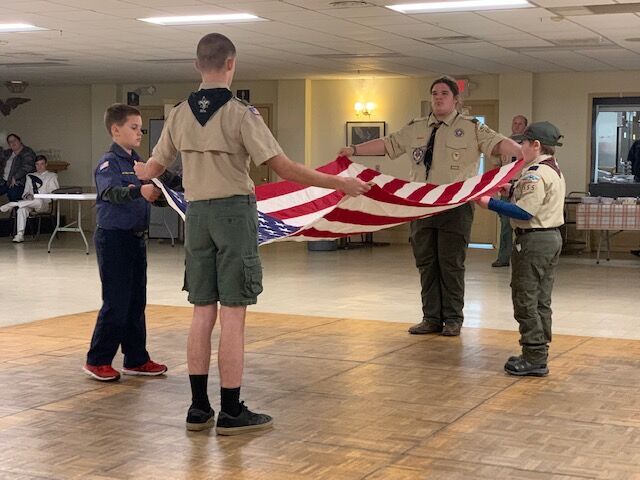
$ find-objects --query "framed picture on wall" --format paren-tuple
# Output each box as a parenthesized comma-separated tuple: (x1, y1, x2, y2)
(346, 121, 386, 155)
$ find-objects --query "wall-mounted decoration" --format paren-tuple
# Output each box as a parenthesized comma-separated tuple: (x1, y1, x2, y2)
(346, 121, 386, 155)
(0, 97, 30, 116)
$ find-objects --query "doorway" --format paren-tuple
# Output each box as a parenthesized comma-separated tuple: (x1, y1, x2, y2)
(463, 100, 500, 246)
(137, 105, 165, 160)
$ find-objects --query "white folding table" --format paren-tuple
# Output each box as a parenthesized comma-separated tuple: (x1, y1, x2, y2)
(34, 193, 97, 254)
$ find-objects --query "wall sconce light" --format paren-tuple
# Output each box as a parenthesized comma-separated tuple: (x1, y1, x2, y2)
(355, 101, 375, 117)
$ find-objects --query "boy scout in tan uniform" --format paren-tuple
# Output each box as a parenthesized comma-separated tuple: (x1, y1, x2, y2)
(384, 110, 505, 336)
(136, 33, 369, 435)
(476, 121, 566, 376)
(339, 77, 520, 337)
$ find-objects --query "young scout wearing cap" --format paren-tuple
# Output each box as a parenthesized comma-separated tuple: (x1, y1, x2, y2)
(475, 121, 566, 376)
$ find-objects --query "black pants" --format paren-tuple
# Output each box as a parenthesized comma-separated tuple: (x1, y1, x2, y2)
(87, 228, 150, 367)
(0, 181, 24, 202)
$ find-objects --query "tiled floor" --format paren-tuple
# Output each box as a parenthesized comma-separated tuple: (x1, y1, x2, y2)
(1, 235, 638, 338)
(0, 306, 639, 479)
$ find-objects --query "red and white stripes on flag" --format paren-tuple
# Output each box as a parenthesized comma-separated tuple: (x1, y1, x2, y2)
(256, 156, 524, 244)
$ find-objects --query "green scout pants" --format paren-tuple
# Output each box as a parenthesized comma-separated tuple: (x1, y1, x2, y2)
(511, 229, 562, 364)
(409, 203, 474, 326)
(496, 213, 513, 264)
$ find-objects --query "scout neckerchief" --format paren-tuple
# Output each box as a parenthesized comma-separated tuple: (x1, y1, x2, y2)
(424, 112, 458, 180)
(188, 88, 233, 126)
(539, 157, 562, 178)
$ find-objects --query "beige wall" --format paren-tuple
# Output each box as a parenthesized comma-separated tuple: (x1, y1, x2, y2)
(498, 73, 533, 135)
(0, 85, 92, 187)
(276, 79, 307, 167)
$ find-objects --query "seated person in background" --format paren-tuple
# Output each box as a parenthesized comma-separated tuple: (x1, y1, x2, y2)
(0, 154, 59, 243)
(0, 133, 37, 202)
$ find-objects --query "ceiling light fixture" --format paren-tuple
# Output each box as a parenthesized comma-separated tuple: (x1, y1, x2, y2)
(0, 23, 46, 33)
(138, 13, 264, 25)
(5, 80, 28, 93)
(386, 0, 530, 14)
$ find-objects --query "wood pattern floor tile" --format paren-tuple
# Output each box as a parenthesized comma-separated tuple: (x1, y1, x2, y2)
(0, 305, 639, 479)
(367, 456, 588, 479)
(409, 410, 640, 479)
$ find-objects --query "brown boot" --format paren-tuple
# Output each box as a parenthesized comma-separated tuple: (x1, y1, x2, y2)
(408, 320, 442, 335)
(441, 323, 462, 336)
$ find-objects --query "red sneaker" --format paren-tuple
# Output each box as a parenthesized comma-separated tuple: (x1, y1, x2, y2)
(122, 360, 168, 376)
(83, 364, 121, 381)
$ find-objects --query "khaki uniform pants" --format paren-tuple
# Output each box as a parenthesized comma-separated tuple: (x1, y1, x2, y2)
(511, 230, 562, 364)
(410, 204, 473, 326)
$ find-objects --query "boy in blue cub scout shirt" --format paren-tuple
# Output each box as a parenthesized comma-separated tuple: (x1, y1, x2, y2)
(83, 103, 168, 382)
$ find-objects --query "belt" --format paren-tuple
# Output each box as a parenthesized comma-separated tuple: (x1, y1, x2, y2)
(514, 227, 559, 236)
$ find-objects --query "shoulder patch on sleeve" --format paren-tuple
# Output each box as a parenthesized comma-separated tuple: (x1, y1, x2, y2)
(248, 106, 261, 115)
(98, 161, 109, 171)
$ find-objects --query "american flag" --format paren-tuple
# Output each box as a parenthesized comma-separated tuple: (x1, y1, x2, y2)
(154, 156, 523, 246)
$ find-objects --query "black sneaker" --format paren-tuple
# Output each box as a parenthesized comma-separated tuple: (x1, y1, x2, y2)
(504, 356, 549, 377)
(216, 402, 273, 436)
(186, 406, 215, 431)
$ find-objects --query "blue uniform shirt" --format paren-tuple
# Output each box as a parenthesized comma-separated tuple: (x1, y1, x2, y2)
(95, 143, 149, 232)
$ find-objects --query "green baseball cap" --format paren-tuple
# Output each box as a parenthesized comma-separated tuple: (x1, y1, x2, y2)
(512, 121, 563, 146)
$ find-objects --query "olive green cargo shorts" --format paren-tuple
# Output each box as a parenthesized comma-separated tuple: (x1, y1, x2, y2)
(183, 195, 263, 306)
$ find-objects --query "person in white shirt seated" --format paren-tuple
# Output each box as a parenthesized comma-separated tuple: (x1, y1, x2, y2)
(0, 155, 59, 243)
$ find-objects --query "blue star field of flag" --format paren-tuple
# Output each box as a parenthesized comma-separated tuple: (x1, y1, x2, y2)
(258, 211, 301, 244)
(159, 181, 300, 244)
(164, 187, 187, 215)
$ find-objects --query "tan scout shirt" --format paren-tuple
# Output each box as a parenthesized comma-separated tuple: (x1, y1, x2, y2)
(152, 82, 283, 201)
(383, 110, 506, 184)
(510, 155, 566, 230)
